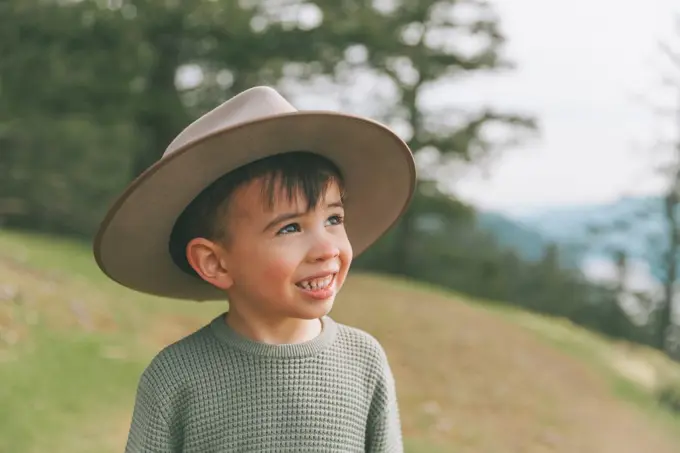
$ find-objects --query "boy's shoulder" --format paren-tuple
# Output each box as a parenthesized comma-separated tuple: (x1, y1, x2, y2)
(333, 321, 391, 365)
(139, 321, 216, 387)
(335, 321, 382, 346)
(333, 322, 396, 392)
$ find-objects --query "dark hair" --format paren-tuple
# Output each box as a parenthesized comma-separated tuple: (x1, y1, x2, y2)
(169, 151, 345, 277)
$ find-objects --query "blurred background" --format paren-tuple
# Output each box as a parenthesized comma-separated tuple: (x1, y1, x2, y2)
(2, 0, 680, 451)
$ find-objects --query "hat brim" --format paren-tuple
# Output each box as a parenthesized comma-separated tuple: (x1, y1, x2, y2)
(93, 111, 416, 301)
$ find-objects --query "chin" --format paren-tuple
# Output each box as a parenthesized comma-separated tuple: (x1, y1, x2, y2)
(294, 299, 335, 320)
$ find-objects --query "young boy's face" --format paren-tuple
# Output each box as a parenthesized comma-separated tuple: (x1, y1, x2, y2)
(215, 176, 352, 321)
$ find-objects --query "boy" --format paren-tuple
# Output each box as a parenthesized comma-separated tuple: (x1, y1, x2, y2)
(94, 86, 416, 452)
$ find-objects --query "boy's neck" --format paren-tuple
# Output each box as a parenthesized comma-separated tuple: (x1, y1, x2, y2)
(224, 309, 323, 345)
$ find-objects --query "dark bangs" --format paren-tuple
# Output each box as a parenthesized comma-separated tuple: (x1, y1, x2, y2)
(256, 152, 345, 212)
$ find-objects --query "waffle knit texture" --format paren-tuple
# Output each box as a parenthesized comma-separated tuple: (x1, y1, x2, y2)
(125, 313, 403, 453)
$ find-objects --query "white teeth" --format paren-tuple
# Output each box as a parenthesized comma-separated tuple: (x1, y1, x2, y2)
(298, 275, 333, 290)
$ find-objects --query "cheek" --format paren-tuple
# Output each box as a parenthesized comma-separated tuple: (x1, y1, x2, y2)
(341, 240, 353, 265)
(337, 236, 353, 281)
(230, 241, 297, 287)
(258, 254, 299, 284)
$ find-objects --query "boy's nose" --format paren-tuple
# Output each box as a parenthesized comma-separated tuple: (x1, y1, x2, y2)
(309, 237, 340, 262)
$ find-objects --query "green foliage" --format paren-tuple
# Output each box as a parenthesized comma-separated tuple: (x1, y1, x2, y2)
(0, 0, 534, 235)
(357, 188, 655, 346)
(0, 116, 134, 236)
(657, 380, 680, 415)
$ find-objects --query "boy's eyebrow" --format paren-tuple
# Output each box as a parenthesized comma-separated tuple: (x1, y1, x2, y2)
(264, 200, 344, 232)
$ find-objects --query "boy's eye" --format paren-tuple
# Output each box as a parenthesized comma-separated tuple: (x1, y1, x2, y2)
(276, 215, 343, 235)
(277, 223, 301, 235)
(326, 215, 344, 226)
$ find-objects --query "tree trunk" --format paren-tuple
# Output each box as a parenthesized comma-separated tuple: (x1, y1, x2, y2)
(390, 204, 416, 275)
(659, 192, 677, 351)
(389, 83, 421, 275)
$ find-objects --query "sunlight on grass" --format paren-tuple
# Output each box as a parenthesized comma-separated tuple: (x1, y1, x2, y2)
(0, 327, 142, 453)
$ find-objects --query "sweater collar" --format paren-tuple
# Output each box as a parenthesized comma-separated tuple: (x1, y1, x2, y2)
(209, 312, 338, 358)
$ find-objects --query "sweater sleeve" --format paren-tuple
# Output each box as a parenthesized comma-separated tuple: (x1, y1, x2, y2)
(365, 348, 404, 453)
(125, 371, 178, 453)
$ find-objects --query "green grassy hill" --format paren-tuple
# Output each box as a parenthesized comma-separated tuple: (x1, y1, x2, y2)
(1, 230, 679, 453)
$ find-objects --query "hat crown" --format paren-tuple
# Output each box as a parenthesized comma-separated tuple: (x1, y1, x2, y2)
(163, 86, 297, 158)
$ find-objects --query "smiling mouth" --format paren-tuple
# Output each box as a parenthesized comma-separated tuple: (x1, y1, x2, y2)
(295, 273, 336, 291)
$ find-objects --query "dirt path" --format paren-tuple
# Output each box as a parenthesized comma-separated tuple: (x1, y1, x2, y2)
(333, 274, 680, 453)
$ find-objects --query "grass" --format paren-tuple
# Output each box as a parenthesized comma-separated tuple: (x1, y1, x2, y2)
(0, 329, 140, 452)
(1, 229, 680, 453)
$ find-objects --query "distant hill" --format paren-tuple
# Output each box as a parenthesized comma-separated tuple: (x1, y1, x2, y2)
(504, 196, 668, 280)
(475, 211, 583, 268)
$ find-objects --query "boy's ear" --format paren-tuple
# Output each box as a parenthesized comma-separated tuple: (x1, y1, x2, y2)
(185, 238, 234, 290)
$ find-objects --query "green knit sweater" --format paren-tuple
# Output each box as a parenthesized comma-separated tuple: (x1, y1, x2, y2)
(125, 313, 403, 452)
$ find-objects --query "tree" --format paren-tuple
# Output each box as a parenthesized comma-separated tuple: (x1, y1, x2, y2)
(305, 0, 537, 273)
(0, 0, 382, 180)
(626, 28, 680, 354)
(578, 19, 680, 356)
(0, 0, 426, 233)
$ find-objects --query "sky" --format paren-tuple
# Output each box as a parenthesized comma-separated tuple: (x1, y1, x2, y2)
(183, 0, 680, 216)
(444, 0, 680, 215)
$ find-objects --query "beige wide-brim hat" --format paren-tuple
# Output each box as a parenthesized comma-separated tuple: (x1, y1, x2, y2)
(93, 86, 416, 301)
